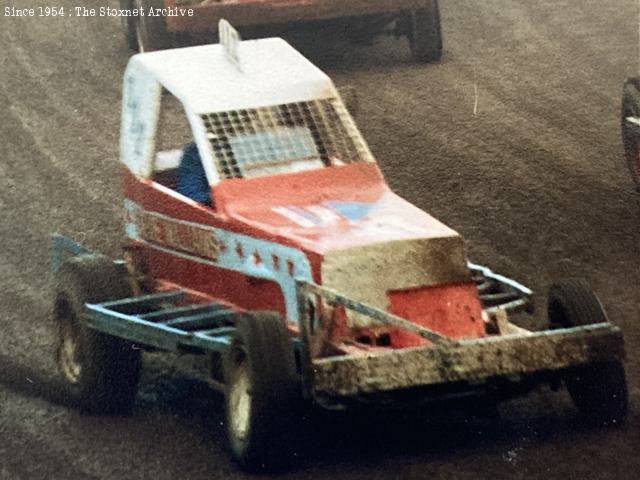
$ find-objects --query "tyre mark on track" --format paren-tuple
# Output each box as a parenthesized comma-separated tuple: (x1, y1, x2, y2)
(0, 11, 128, 208)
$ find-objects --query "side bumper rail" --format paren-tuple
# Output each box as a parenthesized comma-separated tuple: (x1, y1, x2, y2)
(83, 291, 236, 353)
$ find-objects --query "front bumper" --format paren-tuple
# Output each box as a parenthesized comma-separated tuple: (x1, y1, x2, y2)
(310, 323, 624, 398)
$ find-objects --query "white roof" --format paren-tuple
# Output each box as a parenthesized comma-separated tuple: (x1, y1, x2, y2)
(127, 38, 337, 114)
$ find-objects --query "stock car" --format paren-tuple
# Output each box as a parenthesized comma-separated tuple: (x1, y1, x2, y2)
(119, 0, 442, 62)
(52, 26, 627, 471)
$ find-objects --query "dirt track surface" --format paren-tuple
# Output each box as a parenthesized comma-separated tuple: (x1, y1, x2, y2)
(1, 1, 640, 478)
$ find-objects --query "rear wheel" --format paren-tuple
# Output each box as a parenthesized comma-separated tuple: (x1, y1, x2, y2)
(119, 0, 138, 51)
(407, 0, 443, 63)
(621, 77, 640, 190)
(548, 279, 627, 425)
(54, 254, 141, 414)
(131, 0, 171, 52)
(224, 311, 300, 471)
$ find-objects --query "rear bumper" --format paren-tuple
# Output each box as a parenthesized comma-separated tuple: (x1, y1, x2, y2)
(310, 323, 624, 398)
(166, 0, 429, 32)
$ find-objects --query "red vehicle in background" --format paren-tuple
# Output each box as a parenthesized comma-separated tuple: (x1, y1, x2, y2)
(52, 28, 627, 471)
(119, 0, 443, 62)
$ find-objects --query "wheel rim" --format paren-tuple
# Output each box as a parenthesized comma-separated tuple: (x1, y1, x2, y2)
(228, 350, 252, 442)
(58, 321, 82, 384)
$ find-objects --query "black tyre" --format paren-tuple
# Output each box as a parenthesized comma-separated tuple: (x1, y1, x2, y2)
(54, 254, 141, 414)
(131, 0, 171, 52)
(621, 77, 640, 190)
(224, 311, 300, 471)
(120, 0, 138, 51)
(548, 279, 628, 425)
(407, 0, 443, 63)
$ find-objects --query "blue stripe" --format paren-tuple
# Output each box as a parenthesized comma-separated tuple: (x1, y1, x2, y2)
(124, 200, 312, 323)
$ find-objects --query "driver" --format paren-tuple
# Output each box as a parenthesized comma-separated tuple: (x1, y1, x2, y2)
(176, 143, 212, 206)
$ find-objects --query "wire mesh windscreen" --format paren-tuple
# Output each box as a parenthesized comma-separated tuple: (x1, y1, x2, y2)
(200, 97, 373, 179)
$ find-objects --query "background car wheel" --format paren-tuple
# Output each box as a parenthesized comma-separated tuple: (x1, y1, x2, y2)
(548, 279, 628, 425)
(119, 0, 139, 51)
(621, 77, 640, 191)
(132, 0, 171, 52)
(407, 0, 443, 63)
(224, 311, 300, 471)
(54, 254, 141, 414)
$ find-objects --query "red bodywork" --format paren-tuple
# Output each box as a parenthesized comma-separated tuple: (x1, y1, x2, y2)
(123, 161, 485, 354)
(164, 0, 429, 33)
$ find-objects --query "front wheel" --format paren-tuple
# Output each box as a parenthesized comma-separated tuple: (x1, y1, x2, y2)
(548, 279, 628, 425)
(224, 312, 300, 471)
(621, 77, 640, 190)
(406, 0, 443, 63)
